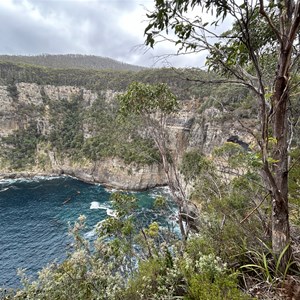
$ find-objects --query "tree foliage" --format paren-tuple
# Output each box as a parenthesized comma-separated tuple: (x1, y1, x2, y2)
(0, 54, 144, 72)
(118, 82, 196, 240)
(118, 81, 178, 116)
(0, 60, 214, 100)
(145, 0, 300, 269)
(1, 122, 41, 170)
(49, 93, 84, 156)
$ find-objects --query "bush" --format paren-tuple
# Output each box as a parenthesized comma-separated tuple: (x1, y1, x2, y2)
(185, 272, 251, 300)
(6, 193, 253, 300)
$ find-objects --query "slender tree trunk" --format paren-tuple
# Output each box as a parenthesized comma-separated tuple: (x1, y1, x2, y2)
(152, 133, 187, 240)
(265, 0, 300, 268)
(271, 48, 292, 269)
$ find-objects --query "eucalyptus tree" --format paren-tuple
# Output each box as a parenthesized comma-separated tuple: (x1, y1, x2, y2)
(118, 81, 197, 240)
(145, 0, 300, 269)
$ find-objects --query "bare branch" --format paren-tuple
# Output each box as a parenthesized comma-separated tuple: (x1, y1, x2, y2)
(288, 2, 300, 45)
(259, 0, 283, 43)
(240, 192, 270, 224)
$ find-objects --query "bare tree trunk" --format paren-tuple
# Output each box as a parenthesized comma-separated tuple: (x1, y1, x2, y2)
(270, 40, 292, 269)
(271, 79, 291, 270)
(152, 133, 187, 240)
(262, 0, 300, 270)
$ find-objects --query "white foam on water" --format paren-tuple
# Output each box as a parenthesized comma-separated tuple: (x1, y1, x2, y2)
(90, 201, 101, 209)
(99, 205, 109, 210)
(0, 187, 9, 192)
(95, 219, 106, 227)
(84, 220, 107, 239)
(107, 208, 117, 217)
(157, 186, 172, 194)
(149, 186, 172, 199)
(104, 187, 116, 193)
(129, 190, 138, 194)
(0, 179, 18, 185)
(90, 201, 110, 211)
(32, 176, 61, 181)
(149, 191, 160, 198)
(84, 228, 97, 239)
(0, 176, 61, 185)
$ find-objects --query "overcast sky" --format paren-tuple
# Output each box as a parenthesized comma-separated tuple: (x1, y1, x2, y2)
(0, 0, 214, 68)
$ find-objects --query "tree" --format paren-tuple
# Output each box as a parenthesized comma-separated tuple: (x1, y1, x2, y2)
(145, 0, 300, 269)
(118, 81, 199, 240)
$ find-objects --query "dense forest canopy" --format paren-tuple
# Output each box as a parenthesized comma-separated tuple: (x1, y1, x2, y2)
(0, 54, 144, 71)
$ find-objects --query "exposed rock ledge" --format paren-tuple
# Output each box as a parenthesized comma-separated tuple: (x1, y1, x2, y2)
(61, 158, 167, 190)
(0, 158, 168, 191)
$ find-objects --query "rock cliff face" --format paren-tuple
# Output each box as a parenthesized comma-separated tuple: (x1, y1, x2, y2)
(168, 99, 254, 157)
(0, 83, 168, 189)
(58, 159, 167, 190)
(0, 82, 254, 189)
(187, 106, 255, 154)
(0, 86, 17, 136)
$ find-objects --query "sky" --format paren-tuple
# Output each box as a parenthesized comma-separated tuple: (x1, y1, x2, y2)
(0, 0, 213, 68)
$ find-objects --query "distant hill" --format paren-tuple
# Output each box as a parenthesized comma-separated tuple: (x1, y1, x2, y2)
(0, 54, 145, 71)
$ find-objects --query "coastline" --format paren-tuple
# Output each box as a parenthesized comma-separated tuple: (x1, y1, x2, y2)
(0, 169, 168, 192)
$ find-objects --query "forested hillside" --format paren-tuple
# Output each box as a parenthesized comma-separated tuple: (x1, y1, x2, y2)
(0, 59, 212, 99)
(0, 54, 144, 71)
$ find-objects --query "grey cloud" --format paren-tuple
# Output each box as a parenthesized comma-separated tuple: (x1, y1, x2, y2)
(0, 0, 208, 67)
(0, 4, 81, 54)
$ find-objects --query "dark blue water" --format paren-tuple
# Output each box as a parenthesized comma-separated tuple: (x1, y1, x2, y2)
(0, 176, 174, 288)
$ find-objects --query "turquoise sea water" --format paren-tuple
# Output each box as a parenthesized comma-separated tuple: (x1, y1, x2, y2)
(0, 176, 174, 288)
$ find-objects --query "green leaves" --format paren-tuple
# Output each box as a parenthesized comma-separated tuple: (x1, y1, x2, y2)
(180, 150, 212, 182)
(110, 192, 138, 218)
(49, 93, 84, 156)
(1, 122, 41, 170)
(240, 241, 296, 283)
(118, 81, 178, 117)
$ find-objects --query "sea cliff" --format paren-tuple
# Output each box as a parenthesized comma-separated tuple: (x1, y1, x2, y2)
(0, 79, 255, 190)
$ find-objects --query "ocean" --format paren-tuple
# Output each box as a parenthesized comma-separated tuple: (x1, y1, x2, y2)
(0, 176, 175, 288)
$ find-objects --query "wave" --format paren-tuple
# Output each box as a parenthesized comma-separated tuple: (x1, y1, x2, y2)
(156, 186, 172, 195)
(89, 201, 117, 217)
(149, 186, 172, 199)
(0, 185, 21, 190)
(0, 178, 19, 185)
(149, 191, 161, 199)
(29, 184, 43, 190)
(32, 176, 61, 181)
(104, 187, 124, 193)
(83, 219, 105, 238)
(90, 201, 108, 210)
(106, 208, 117, 217)
(0, 176, 61, 185)
(84, 228, 97, 239)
